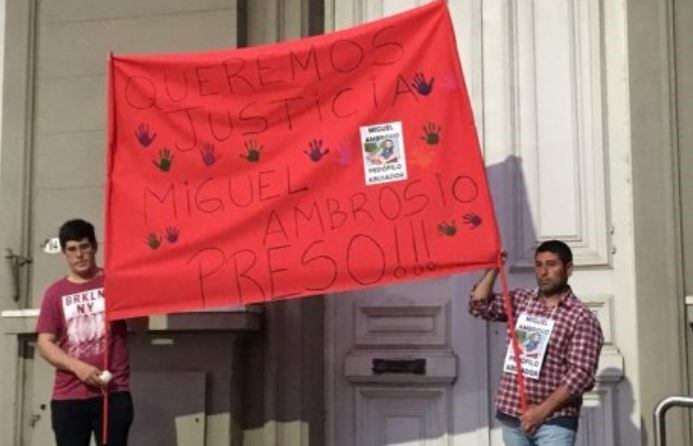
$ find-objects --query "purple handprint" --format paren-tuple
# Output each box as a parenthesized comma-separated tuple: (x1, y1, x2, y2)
(135, 123, 157, 148)
(411, 72, 435, 96)
(335, 144, 353, 166)
(462, 213, 482, 228)
(165, 227, 179, 243)
(304, 139, 329, 162)
(200, 143, 219, 166)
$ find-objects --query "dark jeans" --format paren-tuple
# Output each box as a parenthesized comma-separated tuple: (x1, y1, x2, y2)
(51, 391, 133, 446)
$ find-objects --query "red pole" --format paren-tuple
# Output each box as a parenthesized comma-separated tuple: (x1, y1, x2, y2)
(497, 253, 528, 412)
(101, 319, 110, 445)
(102, 53, 115, 446)
(101, 276, 112, 445)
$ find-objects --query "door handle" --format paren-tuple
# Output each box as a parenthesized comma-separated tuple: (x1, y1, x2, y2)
(29, 413, 41, 428)
(5, 248, 32, 302)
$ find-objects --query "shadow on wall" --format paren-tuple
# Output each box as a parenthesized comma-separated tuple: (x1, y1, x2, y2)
(599, 367, 641, 446)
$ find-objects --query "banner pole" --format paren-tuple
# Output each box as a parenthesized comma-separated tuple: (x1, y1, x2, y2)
(101, 52, 116, 446)
(101, 295, 111, 446)
(497, 253, 528, 412)
(101, 326, 110, 446)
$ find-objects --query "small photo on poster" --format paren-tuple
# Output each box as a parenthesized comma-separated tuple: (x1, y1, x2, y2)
(359, 121, 408, 185)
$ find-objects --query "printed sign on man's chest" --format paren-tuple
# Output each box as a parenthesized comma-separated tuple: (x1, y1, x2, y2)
(62, 288, 105, 320)
(503, 313, 555, 379)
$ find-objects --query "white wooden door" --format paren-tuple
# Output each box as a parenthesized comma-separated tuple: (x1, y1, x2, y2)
(325, 1, 624, 445)
(327, 277, 490, 445)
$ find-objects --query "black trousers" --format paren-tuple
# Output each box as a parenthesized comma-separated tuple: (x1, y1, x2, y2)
(51, 391, 134, 446)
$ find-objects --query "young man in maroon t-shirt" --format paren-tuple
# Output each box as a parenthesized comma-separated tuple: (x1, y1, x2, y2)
(36, 219, 133, 446)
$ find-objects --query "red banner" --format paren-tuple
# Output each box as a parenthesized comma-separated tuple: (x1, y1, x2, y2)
(105, 0, 501, 320)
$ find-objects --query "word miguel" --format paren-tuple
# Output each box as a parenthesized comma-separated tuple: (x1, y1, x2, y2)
(142, 165, 480, 240)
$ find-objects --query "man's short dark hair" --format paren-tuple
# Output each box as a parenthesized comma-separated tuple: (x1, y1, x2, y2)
(535, 240, 573, 265)
(59, 219, 97, 251)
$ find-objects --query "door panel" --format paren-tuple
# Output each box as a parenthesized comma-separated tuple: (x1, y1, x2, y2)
(328, 277, 489, 445)
(356, 387, 449, 446)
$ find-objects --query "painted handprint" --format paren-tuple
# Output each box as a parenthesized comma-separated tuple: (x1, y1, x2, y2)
(421, 123, 441, 145)
(153, 148, 174, 172)
(134, 123, 157, 148)
(165, 227, 179, 243)
(240, 140, 263, 162)
(439, 72, 461, 92)
(411, 72, 435, 96)
(462, 213, 482, 228)
(334, 143, 353, 166)
(304, 139, 329, 162)
(438, 220, 457, 236)
(145, 232, 162, 250)
(409, 148, 437, 168)
(200, 143, 219, 166)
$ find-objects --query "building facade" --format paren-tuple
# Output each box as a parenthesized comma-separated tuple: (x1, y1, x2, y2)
(0, 0, 691, 445)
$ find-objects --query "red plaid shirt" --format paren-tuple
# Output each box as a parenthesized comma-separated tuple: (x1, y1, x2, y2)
(469, 287, 603, 419)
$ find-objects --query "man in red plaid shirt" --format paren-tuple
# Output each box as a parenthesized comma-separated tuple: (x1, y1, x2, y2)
(469, 240, 603, 446)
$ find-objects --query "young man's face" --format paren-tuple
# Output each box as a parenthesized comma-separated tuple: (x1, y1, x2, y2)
(534, 251, 572, 296)
(63, 238, 97, 277)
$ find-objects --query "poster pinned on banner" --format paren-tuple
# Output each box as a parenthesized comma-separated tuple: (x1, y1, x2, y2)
(104, 0, 502, 320)
(359, 121, 408, 186)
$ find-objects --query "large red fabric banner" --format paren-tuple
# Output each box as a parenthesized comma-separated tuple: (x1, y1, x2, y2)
(105, 0, 501, 320)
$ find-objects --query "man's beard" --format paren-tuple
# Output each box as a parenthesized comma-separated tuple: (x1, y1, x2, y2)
(538, 279, 568, 296)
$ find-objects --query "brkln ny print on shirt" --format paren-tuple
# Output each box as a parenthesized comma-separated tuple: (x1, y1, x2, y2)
(61, 287, 105, 358)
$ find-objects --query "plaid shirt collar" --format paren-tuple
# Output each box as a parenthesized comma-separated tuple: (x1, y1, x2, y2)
(530, 286, 577, 310)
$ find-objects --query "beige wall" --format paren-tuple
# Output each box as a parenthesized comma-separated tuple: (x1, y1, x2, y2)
(628, 0, 690, 444)
(675, 0, 693, 441)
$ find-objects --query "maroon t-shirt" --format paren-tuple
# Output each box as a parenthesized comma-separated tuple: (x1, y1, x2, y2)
(36, 274, 130, 400)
